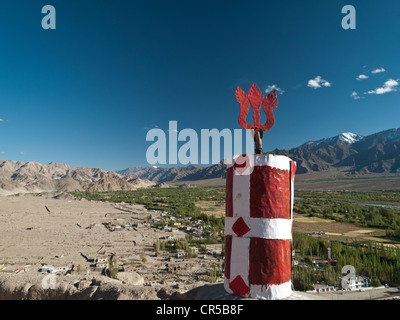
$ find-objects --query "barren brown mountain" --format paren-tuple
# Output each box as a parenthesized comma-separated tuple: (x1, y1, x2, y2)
(118, 128, 400, 183)
(2, 128, 399, 195)
(0, 160, 155, 195)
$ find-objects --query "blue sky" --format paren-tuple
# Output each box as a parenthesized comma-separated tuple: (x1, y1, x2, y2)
(0, 0, 399, 170)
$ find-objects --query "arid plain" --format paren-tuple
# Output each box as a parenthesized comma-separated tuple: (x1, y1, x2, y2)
(0, 192, 227, 299)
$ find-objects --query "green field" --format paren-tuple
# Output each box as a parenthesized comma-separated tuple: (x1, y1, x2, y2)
(295, 190, 400, 237)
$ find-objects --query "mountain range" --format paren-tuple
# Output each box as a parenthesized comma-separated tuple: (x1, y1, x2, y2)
(0, 160, 155, 195)
(117, 128, 400, 183)
(1, 128, 399, 195)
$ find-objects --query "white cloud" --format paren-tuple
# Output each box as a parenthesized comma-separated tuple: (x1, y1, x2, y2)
(351, 91, 360, 100)
(0, 119, 4, 122)
(367, 79, 399, 95)
(265, 84, 284, 95)
(20, 152, 24, 155)
(307, 76, 331, 89)
(356, 74, 369, 80)
(371, 68, 386, 74)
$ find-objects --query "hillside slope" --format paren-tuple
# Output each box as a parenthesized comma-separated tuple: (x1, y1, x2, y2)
(118, 128, 400, 183)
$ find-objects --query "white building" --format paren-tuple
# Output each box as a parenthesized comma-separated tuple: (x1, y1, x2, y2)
(39, 265, 70, 274)
(342, 275, 370, 291)
(176, 250, 188, 258)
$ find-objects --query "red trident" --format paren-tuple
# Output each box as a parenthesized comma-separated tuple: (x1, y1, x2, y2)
(235, 83, 278, 154)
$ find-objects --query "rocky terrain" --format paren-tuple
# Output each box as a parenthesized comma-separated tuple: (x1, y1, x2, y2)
(0, 193, 224, 300)
(1, 193, 399, 300)
(2, 128, 398, 195)
(118, 128, 400, 183)
(274, 128, 400, 175)
(117, 162, 226, 184)
(0, 160, 155, 195)
(1, 128, 400, 300)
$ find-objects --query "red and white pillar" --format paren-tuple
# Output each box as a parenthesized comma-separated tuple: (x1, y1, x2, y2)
(224, 154, 296, 300)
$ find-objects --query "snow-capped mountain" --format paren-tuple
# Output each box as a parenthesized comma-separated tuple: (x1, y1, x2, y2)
(301, 132, 364, 150)
(338, 132, 364, 144)
(274, 128, 400, 174)
(118, 128, 400, 182)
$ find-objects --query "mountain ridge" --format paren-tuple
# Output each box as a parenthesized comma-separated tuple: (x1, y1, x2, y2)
(0, 160, 155, 195)
(117, 128, 400, 183)
(1, 128, 399, 194)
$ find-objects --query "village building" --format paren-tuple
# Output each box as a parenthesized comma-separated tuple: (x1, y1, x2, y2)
(176, 250, 188, 259)
(342, 275, 371, 291)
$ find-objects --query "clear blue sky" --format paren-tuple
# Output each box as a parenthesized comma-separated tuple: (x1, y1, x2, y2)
(0, 0, 399, 170)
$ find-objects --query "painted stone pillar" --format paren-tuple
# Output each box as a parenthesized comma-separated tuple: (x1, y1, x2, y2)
(224, 154, 296, 300)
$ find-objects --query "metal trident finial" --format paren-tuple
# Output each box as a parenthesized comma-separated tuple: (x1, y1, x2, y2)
(235, 83, 278, 154)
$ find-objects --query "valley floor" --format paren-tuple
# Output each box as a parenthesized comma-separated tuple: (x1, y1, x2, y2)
(1, 191, 399, 300)
(0, 193, 223, 299)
